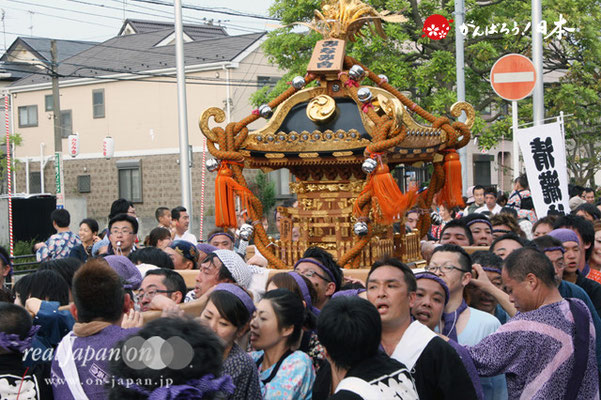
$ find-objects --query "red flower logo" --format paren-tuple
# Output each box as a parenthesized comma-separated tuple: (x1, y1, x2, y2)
(422, 14, 454, 40)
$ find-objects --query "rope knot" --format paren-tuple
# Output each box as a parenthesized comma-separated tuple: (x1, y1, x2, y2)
(361, 103, 374, 113)
(432, 116, 450, 129)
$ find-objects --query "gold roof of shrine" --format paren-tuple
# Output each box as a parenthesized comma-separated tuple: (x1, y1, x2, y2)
(233, 85, 474, 169)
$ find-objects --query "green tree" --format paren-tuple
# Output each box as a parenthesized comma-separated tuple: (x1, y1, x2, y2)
(253, 0, 601, 185)
(0, 133, 22, 192)
(251, 171, 276, 215)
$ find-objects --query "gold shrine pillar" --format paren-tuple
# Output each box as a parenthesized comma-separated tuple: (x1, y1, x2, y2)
(272, 170, 396, 266)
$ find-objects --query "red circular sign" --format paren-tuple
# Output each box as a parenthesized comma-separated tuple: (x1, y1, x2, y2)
(490, 54, 536, 101)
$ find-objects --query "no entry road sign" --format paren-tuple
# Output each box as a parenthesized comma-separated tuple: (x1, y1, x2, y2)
(490, 54, 536, 101)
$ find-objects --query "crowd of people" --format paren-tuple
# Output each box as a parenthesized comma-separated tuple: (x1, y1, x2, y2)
(0, 177, 601, 399)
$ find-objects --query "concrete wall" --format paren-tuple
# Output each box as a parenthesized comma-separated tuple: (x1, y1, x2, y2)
(13, 153, 256, 241)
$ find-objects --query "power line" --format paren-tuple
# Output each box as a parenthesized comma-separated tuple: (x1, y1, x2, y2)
(2, 64, 269, 87)
(11, 0, 265, 35)
(58, 59, 273, 85)
(130, 0, 279, 21)
(1, 4, 115, 28)
(2, 27, 272, 69)
(63, 0, 260, 33)
(64, 0, 274, 33)
(9, 0, 123, 21)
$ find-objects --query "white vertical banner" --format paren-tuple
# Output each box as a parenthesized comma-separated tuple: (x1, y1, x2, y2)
(516, 121, 569, 217)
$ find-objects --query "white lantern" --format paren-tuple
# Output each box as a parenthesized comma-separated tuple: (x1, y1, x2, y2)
(67, 132, 79, 158)
(103, 136, 114, 159)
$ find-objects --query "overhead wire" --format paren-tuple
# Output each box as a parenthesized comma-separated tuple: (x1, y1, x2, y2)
(2, 26, 274, 69)
(1, 23, 281, 86)
(0, 3, 116, 28)
(62, 0, 266, 33)
(0, 3, 281, 88)
(129, 0, 279, 21)
(8, 0, 123, 21)
(1, 64, 268, 87)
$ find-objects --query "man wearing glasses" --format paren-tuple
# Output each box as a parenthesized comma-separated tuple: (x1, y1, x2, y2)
(105, 214, 138, 257)
(137, 269, 187, 312)
(426, 244, 506, 400)
(293, 247, 342, 310)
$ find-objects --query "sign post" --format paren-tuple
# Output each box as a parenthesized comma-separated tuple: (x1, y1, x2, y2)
(54, 152, 65, 209)
(490, 54, 536, 179)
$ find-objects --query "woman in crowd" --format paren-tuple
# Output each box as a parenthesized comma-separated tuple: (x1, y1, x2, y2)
(199, 283, 262, 400)
(38, 257, 82, 301)
(69, 218, 100, 261)
(13, 269, 70, 307)
(429, 204, 459, 241)
(250, 288, 315, 399)
(489, 213, 526, 239)
(532, 215, 557, 238)
(144, 226, 172, 249)
(109, 317, 234, 400)
(589, 220, 601, 273)
(12, 269, 74, 367)
(266, 272, 324, 371)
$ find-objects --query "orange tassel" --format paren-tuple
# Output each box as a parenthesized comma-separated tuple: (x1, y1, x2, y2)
(435, 150, 465, 209)
(215, 164, 252, 228)
(354, 163, 418, 224)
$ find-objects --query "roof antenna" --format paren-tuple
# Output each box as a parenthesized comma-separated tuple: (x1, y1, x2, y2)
(122, 0, 127, 22)
(28, 11, 34, 37)
(1, 10, 6, 52)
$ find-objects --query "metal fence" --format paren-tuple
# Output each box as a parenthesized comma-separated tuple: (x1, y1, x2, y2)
(11, 254, 40, 276)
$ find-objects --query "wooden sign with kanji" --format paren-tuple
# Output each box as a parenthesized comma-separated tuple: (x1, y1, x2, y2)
(307, 39, 346, 74)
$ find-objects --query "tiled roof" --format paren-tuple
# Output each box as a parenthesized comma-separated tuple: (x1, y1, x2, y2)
(10, 30, 264, 86)
(0, 37, 97, 63)
(118, 18, 228, 40)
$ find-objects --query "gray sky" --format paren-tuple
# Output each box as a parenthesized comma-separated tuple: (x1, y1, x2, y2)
(0, 0, 276, 51)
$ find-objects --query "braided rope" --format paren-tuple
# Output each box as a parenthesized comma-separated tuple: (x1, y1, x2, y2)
(204, 74, 317, 268)
(339, 56, 414, 268)
(203, 57, 469, 268)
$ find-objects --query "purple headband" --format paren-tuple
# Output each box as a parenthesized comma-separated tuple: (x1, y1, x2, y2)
(208, 232, 235, 243)
(466, 218, 493, 230)
(213, 283, 256, 315)
(543, 246, 565, 254)
(415, 273, 450, 306)
(482, 266, 502, 275)
(0, 325, 40, 353)
(548, 228, 580, 245)
(120, 374, 234, 400)
(288, 272, 320, 316)
(331, 288, 366, 299)
(196, 243, 218, 255)
(294, 258, 336, 283)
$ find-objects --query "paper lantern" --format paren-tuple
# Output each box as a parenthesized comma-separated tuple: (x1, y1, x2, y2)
(67, 133, 79, 158)
(103, 136, 114, 159)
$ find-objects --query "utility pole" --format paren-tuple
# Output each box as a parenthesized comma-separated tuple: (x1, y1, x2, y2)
(174, 0, 192, 212)
(531, 0, 544, 126)
(51, 40, 65, 209)
(455, 0, 468, 193)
